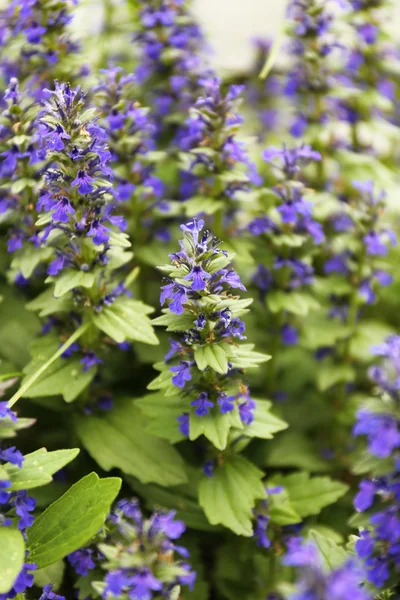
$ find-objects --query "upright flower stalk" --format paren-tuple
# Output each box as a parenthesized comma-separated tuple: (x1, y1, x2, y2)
(68, 498, 195, 600)
(352, 335, 400, 590)
(17, 82, 157, 412)
(141, 218, 287, 536)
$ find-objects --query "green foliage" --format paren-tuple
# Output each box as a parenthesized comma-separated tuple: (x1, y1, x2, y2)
(5, 448, 79, 490)
(0, 528, 25, 594)
(27, 473, 121, 568)
(74, 400, 187, 486)
(199, 455, 266, 536)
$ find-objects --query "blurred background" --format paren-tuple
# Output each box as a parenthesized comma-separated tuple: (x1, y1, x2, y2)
(75, 0, 400, 71)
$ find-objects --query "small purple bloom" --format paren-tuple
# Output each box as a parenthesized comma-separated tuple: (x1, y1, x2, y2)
(191, 392, 214, 416)
(170, 361, 192, 388)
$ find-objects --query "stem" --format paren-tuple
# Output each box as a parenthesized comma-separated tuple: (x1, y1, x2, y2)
(7, 323, 89, 408)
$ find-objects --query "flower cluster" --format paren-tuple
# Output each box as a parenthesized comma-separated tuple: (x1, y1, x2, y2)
(249, 144, 323, 351)
(134, 0, 208, 142)
(352, 335, 400, 588)
(177, 76, 259, 232)
(0, 402, 37, 600)
(284, 0, 343, 144)
(70, 498, 195, 600)
(282, 537, 371, 600)
(93, 66, 167, 245)
(148, 218, 270, 450)
(0, 0, 83, 99)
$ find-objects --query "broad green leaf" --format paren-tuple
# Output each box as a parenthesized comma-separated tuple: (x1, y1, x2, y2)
(27, 288, 72, 317)
(190, 407, 243, 450)
(199, 455, 266, 536)
(34, 561, 65, 590)
(74, 400, 187, 486)
(265, 432, 332, 472)
(271, 472, 348, 518)
(136, 393, 186, 444)
(307, 530, 348, 572)
(194, 344, 228, 374)
(267, 487, 301, 526)
(21, 357, 96, 403)
(229, 345, 271, 369)
(27, 473, 121, 568)
(5, 448, 79, 491)
(93, 298, 158, 345)
(317, 362, 355, 391)
(0, 528, 25, 594)
(52, 270, 96, 298)
(11, 247, 53, 280)
(152, 310, 194, 331)
(244, 400, 287, 439)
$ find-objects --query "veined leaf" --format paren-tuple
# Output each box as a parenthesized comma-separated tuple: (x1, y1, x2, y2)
(307, 530, 348, 572)
(5, 448, 79, 491)
(93, 297, 158, 345)
(194, 344, 228, 374)
(51, 270, 96, 298)
(190, 407, 243, 450)
(27, 473, 121, 568)
(0, 528, 25, 594)
(199, 455, 266, 536)
(244, 400, 287, 439)
(74, 400, 187, 487)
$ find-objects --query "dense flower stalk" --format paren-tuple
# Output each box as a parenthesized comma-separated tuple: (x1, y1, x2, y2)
(148, 217, 272, 451)
(0, 403, 37, 600)
(352, 335, 400, 590)
(282, 536, 371, 600)
(134, 0, 208, 144)
(69, 498, 195, 600)
(248, 144, 323, 392)
(0, 0, 83, 98)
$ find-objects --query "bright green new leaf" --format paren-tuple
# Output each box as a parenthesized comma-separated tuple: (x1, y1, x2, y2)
(199, 455, 266, 536)
(52, 270, 95, 298)
(27, 473, 121, 568)
(307, 530, 348, 572)
(34, 561, 65, 590)
(5, 448, 79, 491)
(74, 400, 187, 486)
(190, 407, 243, 450)
(194, 344, 228, 374)
(244, 400, 287, 439)
(93, 297, 158, 345)
(0, 528, 25, 594)
(271, 472, 349, 517)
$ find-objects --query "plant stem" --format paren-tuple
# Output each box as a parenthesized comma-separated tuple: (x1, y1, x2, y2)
(7, 323, 89, 408)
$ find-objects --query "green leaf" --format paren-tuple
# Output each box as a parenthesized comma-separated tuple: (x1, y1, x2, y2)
(34, 561, 65, 590)
(74, 400, 187, 487)
(27, 473, 121, 568)
(5, 448, 79, 491)
(264, 432, 332, 472)
(260, 33, 283, 78)
(21, 357, 96, 403)
(244, 400, 287, 439)
(52, 270, 96, 298)
(0, 528, 25, 594)
(307, 530, 348, 572)
(190, 407, 243, 450)
(271, 472, 348, 518)
(267, 487, 301, 526)
(194, 344, 228, 374)
(229, 345, 271, 369)
(11, 246, 53, 280)
(317, 362, 355, 391)
(93, 297, 158, 345)
(198, 455, 266, 536)
(267, 291, 319, 316)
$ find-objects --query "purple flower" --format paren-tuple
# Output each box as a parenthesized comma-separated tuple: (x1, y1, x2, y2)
(184, 264, 211, 291)
(281, 324, 298, 345)
(0, 446, 24, 468)
(353, 410, 400, 458)
(25, 20, 46, 43)
(48, 255, 66, 276)
(177, 413, 190, 436)
(68, 549, 96, 576)
(80, 352, 103, 372)
(170, 361, 192, 388)
(72, 170, 95, 194)
(52, 197, 75, 223)
(45, 124, 71, 151)
(39, 584, 66, 600)
(217, 393, 235, 414)
(354, 480, 376, 512)
(253, 514, 271, 548)
(87, 220, 110, 245)
(191, 392, 214, 416)
(150, 510, 185, 539)
(0, 402, 18, 422)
